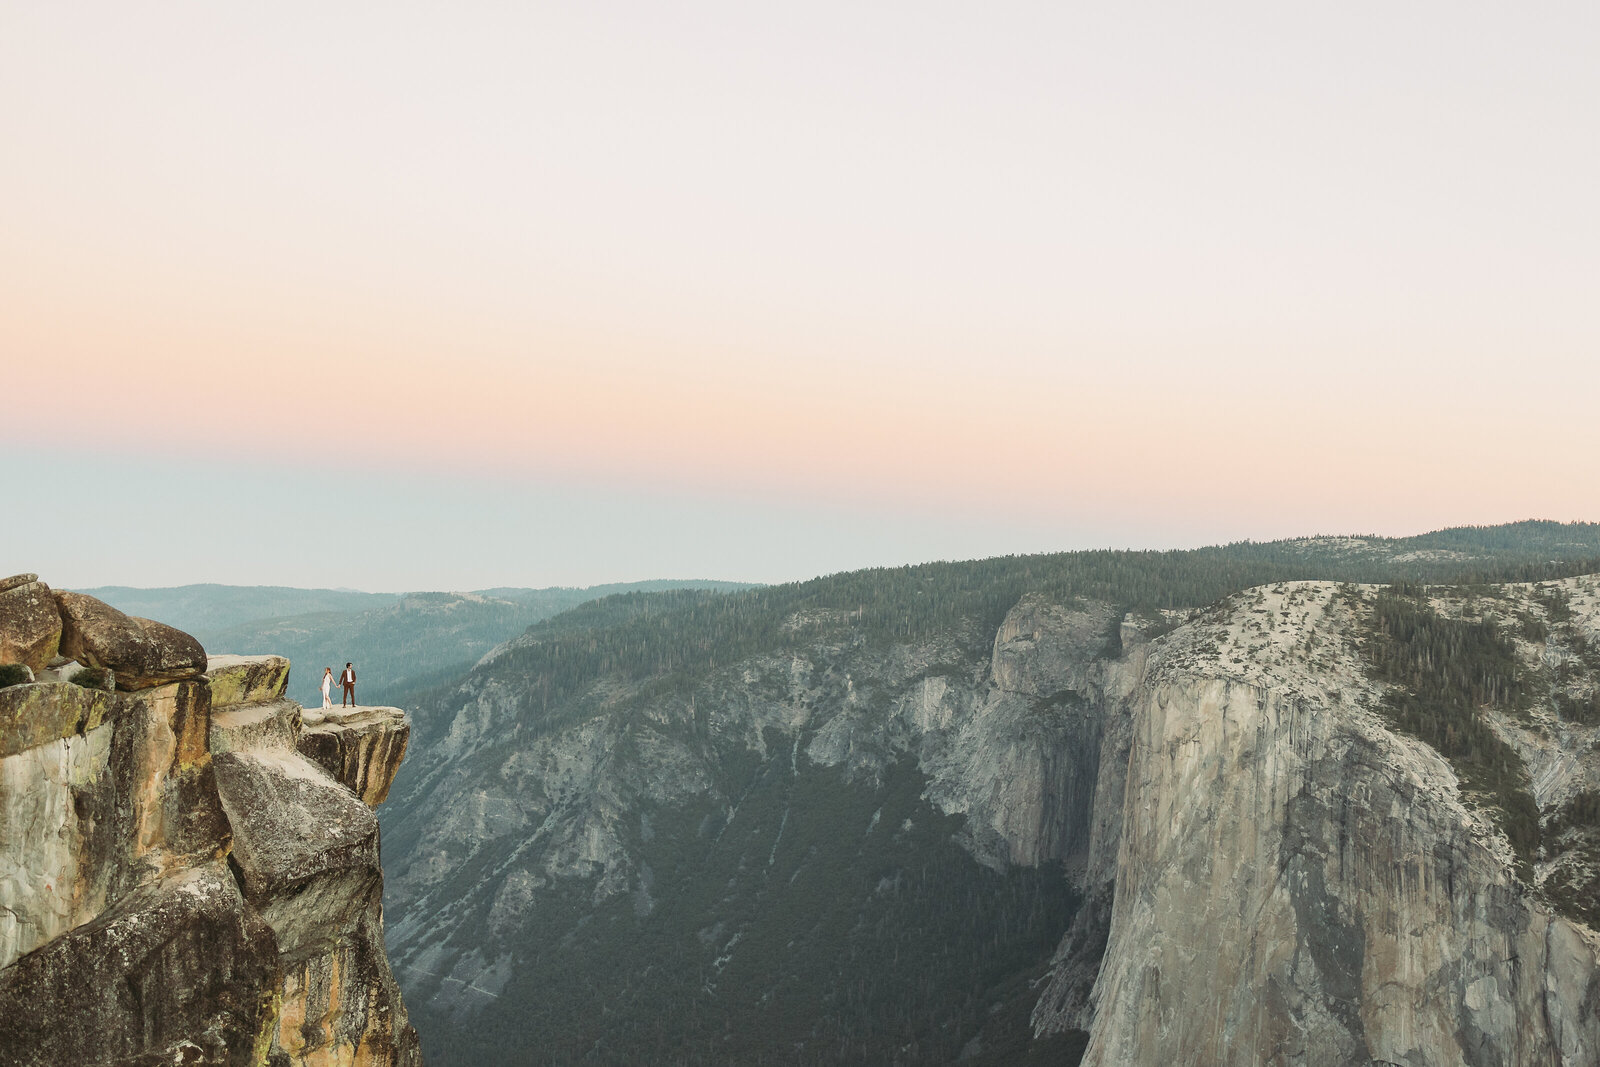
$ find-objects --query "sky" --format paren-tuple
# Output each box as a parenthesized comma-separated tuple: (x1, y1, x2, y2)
(3, 2, 1597, 591)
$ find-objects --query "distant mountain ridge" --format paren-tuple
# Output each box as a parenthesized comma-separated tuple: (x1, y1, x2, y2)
(85, 579, 758, 709)
(79, 584, 400, 635)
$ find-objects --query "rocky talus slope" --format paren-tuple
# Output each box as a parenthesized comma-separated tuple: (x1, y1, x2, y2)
(387, 567, 1600, 1065)
(0, 575, 420, 1067)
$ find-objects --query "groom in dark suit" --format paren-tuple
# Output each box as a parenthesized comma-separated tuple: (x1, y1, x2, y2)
(340, 662, 357, 706)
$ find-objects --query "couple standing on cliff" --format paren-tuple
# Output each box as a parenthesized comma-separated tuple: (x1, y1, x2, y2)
(319, 663, 357, 708)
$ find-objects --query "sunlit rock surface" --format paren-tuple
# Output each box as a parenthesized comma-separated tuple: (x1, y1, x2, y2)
(0, 598, 420, 1067)
(299, 704, 411, 807)
(0, 576, 61, 673)
(206, 654, 421, 1066)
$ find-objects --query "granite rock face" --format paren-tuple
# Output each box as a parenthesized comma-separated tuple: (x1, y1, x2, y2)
(0, 676, 227, 975)
(0, 862, 279, 1067)
(0, 592, 420, 1067)
(1036, 579, 1600, 1066)
(204, 654, 291, 708)
(298, 704, 411, 807)
(55, 590, 207, 691)
(206, 656, 421, 1065)
(388, 572, 1600, 1065)
(382, 594, 1131, 1037)
(0, 578, 61, 673)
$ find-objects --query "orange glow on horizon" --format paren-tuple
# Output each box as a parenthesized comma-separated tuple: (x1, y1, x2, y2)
(4, 1, 1597, 554)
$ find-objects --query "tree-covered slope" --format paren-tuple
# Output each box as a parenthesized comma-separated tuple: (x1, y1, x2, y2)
(379, 521, 1600, 1066)
(405, 520, 1600, 742)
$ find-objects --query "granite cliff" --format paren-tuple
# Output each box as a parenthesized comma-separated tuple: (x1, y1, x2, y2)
(0, 574, 419, 1067)
(378, 537, 1600, 1064)
(1038, 578, 1600, 1065)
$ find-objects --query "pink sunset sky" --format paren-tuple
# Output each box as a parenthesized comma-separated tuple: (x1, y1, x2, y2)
(3, 2, 1597, 590)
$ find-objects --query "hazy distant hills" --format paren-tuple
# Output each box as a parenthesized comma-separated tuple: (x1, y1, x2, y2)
(78, 584, 401, 635)
(84, 579, 757, 709)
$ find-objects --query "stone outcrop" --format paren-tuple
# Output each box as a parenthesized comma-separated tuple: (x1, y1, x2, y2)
(0, 585, 420, 1067)
(1082, 676, 1600, 1066)
(298, 705, 411, 806)
(0, 862, 279, 1067)
(0, 576, 61, 673)
(0, 677, 125, 759)
(0, 674, 228, 976)
(206, 660, 417, 1065)
(205, 654, 291, 709)
(55, 589, 208, 691)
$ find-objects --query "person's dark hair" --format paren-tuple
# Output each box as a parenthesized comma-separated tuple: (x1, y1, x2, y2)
(346, 662, 352, 667)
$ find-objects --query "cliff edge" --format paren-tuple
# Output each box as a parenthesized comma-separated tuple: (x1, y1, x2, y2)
(1036, 578, 1600, 1065)
(0, 574, 419, 1067)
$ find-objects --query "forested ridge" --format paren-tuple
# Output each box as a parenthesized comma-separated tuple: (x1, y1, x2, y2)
(413, 521, 1600, 731)
(1364, 586, 1541, 871)
(383, 522, 1600, 1066)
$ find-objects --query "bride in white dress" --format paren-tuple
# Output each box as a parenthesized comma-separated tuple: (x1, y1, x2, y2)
(321, 667, 334, 709)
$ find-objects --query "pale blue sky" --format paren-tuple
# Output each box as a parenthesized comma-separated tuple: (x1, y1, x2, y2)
(4, 2, 1596, 589)
(12, 445, 1106, 590)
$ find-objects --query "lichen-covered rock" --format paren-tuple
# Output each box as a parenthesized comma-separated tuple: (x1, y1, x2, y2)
(0, 861, 279, 1067)
(205, 654, 291, 708)
(0, 578, 63, 673)
(0, 574, 37, 594)
(0, 679, 128, 758)
(54, 591, 206, 691)
(298, 704, 411, 807)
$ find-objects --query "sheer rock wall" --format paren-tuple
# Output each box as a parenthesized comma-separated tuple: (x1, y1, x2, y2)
(1036, 579, 1600, 1066)
(0, 579, 420, 1067)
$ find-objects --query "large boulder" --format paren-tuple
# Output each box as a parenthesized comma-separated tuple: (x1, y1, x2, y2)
(204, 654, 290, 708)
(0, 861, 280, 1067)
(211, 749, 381, 962)
(0, 576, 63, 673)
(54, 591, 206, 691)
(210, 699, 420, 1064)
